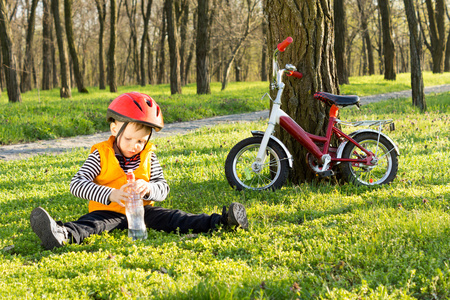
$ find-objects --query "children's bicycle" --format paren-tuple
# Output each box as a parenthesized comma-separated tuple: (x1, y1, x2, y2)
(225, 37, 399, 191)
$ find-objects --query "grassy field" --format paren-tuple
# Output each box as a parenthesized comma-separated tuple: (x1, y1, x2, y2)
(0, 84, 449, 298)
(1, 71, 450, 145)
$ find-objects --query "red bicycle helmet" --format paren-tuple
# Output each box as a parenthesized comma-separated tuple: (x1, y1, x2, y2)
(107, 92, 164, 131)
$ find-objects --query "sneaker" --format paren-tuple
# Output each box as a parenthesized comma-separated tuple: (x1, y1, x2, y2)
(222, 202, 249, 230)
(30, 207, 69, 250)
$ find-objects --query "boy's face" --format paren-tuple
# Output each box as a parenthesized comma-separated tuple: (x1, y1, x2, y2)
(110, 121, 151, 158)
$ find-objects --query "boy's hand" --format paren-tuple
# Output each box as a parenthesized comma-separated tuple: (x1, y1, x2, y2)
(134, 179, 150, 198)
(109, 183, 133, 207)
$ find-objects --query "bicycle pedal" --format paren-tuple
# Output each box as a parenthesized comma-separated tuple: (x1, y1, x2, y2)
(316, 170, 335, 178)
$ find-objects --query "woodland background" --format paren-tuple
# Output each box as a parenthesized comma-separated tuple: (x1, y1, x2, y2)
(1, 0, 450, 101)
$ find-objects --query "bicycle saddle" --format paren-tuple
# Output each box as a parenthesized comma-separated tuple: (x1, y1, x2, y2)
(314, 92, 360, 107)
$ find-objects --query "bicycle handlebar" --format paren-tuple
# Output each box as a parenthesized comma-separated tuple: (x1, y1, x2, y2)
(277, 37, 293, 52)
(286, 70, 303, 79)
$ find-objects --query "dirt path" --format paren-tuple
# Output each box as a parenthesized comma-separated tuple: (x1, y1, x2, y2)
(1, 84, 449, 161)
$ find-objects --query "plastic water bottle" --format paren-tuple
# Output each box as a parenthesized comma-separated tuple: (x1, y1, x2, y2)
(125, 170, 147, 241)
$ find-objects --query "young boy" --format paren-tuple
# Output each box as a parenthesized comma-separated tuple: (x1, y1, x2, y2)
(30, 92, 248, 250)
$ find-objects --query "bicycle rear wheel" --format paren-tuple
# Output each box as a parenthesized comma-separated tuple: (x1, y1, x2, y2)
(340, 132, 398, 186)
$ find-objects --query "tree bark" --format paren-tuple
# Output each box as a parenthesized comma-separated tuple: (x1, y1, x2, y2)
(424, 0, 446, 73)
(140, 0, 153, 86)
(196, 0, 211, 94)
(108, 0, 118, 92)
(265, 0, 339, 183)
(357, 0, 374, 75)
(51, 0, 71, 98)
(157, 11, 166, 84)
(378, 0, 396, 80)
(260, 1, 268, 81)
(179, 0, 189, 86)
(165, 0, 182, 94)
(42, 0, 53, 90)
(0, 0, 22, 102)
(20, 0, 39, 93)
(64, 0, 88, 93)
(125, 0, 140, 84)
(403, 0, 426, 111)
(146, 33, 154, 84)
(95, 0, 107, 89)
(334, 0, 348, 84)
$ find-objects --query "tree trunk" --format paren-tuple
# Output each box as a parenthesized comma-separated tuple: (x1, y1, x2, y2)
(424, 0, 446, 73)
(146, 33, 154, 84)
(196, 0, 211, 94)
(444, 28, 450, 72)
(64, 0, 88, 93)
(42, 0, 53, 90)
(179, 0, 189, 86)
(165, 0, 182, 94)
(108, 0, 118, 92)
(157, 12, 166, 85)
(140, 0, 153, 86)
(378, 0, 396, 80)
(0, 0, 22, 102)
(95, 0, 107, 89)
(265, 0, 339, 183)
(403, 0, 426, 111)
(125, 0, 140, 84)
(260, 2, 268, 81)
(357, 0, 374, 75)
(20, 0, 39, 93)
(51, 0, 71, 98)
(334, 0, 348, 84)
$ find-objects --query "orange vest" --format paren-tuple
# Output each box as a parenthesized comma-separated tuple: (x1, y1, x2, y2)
(88, 135, 155, 215)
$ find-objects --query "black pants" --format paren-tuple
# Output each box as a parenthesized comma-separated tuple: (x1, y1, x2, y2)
(63, 206, 222, 244)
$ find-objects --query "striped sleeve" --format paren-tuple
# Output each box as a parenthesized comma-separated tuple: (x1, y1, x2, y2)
(144, 152, 170, 202)
(69, 150, 113, 205)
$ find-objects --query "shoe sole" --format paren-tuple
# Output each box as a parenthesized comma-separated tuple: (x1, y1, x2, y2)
(228, 203, 249, 230)
(30, 207, 64, 250)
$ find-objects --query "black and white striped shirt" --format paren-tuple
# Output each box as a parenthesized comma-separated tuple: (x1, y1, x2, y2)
(70, 150, 169, 205)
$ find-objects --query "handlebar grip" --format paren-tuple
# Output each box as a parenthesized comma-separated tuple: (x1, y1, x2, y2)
(277, 37, 293, 52)
(287, 71, 303, 79)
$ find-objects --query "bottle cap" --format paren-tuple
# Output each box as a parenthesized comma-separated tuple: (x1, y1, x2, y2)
(127, 170, 135, 182)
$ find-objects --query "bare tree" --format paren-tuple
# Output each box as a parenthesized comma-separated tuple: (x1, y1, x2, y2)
(165, 0, 182, 94)
(422, 0, 446, 73)
(51, 0, 71, 98)
(64, 0, 88, 93)
(178, 0, 189, 86)
(157, 9, 166, 85)
(140, 0, 153, 86)
(334, 0, 349, 84)
(20, 0, 38, 93)
(220, 0, 260, 91)
(0, 0, 22, 102)
(265, 0, 339, 183)
(357, 0, 375, 75)
(403, 0, 426, 111)
(378, 0, 396, 80)
(125, 0, 140, 83)
(42, 0, 53, 90)
(196, 0, 212, 94)
(95, 0, 107, 89)
(108, 0, 118, 92)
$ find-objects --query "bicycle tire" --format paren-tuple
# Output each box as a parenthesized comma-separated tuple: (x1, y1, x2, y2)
(340, 132, 398, 186)
(225, 136, 289, 191)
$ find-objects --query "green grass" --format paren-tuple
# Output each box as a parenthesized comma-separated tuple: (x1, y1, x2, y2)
(1, 72, 449, 145)
(340, 71, 450, 96)
(1, 92, 449, 298)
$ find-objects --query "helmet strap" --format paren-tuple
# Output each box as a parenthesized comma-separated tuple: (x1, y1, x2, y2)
(115, 122, 129, 157)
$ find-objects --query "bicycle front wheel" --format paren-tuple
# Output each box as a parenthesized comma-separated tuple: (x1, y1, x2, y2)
(225, 136, 289, 191)
(340, 132, 398, 186)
